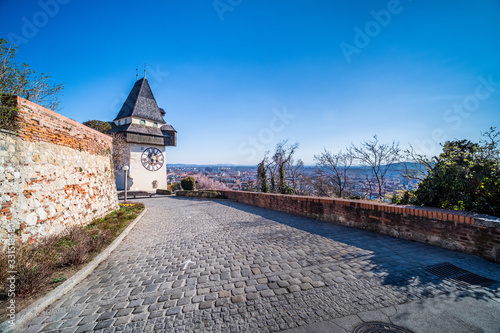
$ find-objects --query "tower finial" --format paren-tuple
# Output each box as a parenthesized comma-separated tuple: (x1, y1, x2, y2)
(144, 64, 147, 79)
(136, 68, 138, 81)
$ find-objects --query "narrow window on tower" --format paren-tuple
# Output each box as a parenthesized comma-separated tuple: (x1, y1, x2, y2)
(140, 119, 146, 125)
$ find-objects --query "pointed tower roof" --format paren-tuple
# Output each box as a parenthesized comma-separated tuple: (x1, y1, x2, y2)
(113, 78, 166, 124)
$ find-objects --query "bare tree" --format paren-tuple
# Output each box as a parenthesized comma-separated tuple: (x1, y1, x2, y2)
(110, 133, 130, 172)
(296, 173, 317, 196)
(363, 173, 376, 200)
(272, 140, 299, 194)
(400, 144, 433, 182)
(314, 148, 354, 198)
(351, 135, 401, 199)
(258, 140, 300, 194)
(286, 158, 304, 192)
(310, 171, 337, 197)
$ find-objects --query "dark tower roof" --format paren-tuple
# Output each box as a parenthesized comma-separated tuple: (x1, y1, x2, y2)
(113, 78, 166, 124)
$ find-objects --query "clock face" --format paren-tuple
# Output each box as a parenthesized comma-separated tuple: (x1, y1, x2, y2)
(141, 147, 164, 171)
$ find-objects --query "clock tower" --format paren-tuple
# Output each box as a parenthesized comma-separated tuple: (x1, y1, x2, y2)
(109, 77, 177, 192)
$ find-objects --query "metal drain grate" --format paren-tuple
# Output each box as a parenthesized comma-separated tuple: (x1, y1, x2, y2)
(425, 263, 497, 287)
(353, 322, 414, 333)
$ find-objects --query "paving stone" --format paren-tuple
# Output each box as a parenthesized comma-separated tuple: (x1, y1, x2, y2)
(60, 327, 78, 333)
(260, 290, 275, 298)
(172, 280, 184, 288)
(198, 288, 210, 295)
(130, 286, 144, 295)
(232, 287, 245, 295)
(132, 305, 147, 314)
(311, 281, 325, 288)
(256, 284, 269, 291)
(300, 283, 314, 290)
(97, 311, 117, 321)
(116, 307, 134, 317)
(114, 315, 131, 326)
(59, 317, 82, 328)
(78, 314, 99, 325)
(277, 280, 290, 288)
(199, 301, 213, 309)
(163, 299, 177, 308)
(94, 319, 115, 330)
(234, 281, 246, 288)
(287, 285, 301, 293)
(129, 299, 144, 307)
(275, 288, 288, 295)
(191, 295, 203, 303)
(142, 296, 157, 305)
(171, 291, 183, 299)
(148, 310, 164, 319)
(75, 322, 96, 332)
(131, 312, 149, 322)
(246, 292, 259, 300)
(166, 307, 181, 316)
(43, 321, 63, 331)
(231, 295, 246, 303)
(182, 303, 198, 312)
(62, 310, 83, 320)
(215, 298, 229, 307)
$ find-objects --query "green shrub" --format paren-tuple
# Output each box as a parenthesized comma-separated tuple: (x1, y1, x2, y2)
(413, 131, 500, 216)
(391, 190, 416, 205)
(181, 176, 196, 191)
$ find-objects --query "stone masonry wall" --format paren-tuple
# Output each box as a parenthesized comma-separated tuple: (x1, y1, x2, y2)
(219, 190, 500, 263)
(0, 97, 118, 245)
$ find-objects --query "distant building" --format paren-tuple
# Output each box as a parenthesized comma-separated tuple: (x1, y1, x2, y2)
(109, 77, 177, 192)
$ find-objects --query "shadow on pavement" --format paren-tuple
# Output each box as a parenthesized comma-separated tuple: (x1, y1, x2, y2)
(158, 196, 500, 303)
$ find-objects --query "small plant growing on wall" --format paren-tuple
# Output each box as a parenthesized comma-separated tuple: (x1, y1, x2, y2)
(181, 176, 196, 191)
(0, 98, 18, 132)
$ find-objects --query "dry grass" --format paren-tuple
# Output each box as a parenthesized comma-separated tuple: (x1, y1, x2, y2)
(0, 202, 144, 319)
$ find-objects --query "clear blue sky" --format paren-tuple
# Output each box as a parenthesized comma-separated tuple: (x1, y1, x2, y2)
(1, 0, 499, 165)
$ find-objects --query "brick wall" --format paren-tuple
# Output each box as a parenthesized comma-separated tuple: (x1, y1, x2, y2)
(219, 190, 500, 263)
(15, 97, 111, 155)
(0, 97, 118, 245)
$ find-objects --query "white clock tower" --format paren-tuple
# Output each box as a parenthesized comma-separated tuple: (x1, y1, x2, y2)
(109, 77, 177, 192)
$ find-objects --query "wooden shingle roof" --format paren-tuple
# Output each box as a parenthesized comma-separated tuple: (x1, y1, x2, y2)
(113, 78, 166, 124)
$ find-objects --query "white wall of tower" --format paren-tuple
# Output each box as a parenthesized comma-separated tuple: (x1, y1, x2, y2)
(116, 143, 167, 192)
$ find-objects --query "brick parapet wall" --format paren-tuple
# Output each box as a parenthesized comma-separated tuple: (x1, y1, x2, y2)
(0, 98, 118, 245)
(219, 190, 500, 263)
(15, 97, 112, 155)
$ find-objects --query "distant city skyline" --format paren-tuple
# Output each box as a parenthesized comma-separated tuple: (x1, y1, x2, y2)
(1, 0, 499, 165)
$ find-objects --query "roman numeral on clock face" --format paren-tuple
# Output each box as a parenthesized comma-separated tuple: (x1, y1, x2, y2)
(141, 147, 164, 171)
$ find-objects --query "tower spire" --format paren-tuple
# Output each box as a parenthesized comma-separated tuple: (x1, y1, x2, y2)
(144, 64, 147, 79)
(136, 68, 138, 81)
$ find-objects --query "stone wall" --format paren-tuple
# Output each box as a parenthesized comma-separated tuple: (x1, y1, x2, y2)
(219, 190, 500, 263)
(0, 97, 118, 245)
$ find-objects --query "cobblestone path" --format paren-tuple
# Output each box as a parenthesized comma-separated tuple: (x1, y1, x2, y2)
(23, 197, 500, 332)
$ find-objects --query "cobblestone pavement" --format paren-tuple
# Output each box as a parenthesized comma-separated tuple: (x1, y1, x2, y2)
(22, 197, 500, 332)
